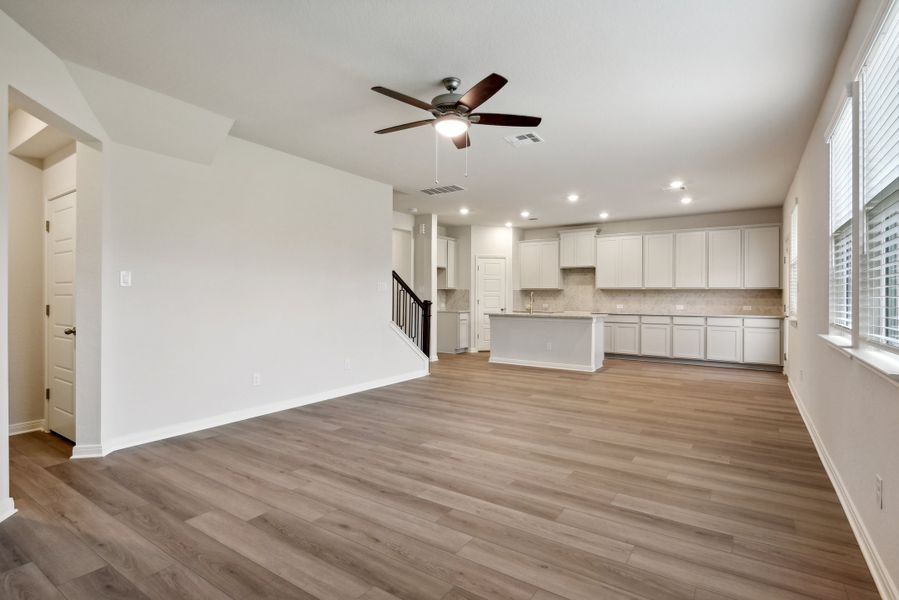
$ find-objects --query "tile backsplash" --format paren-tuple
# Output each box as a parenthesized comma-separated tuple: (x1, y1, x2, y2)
(514, 268, 783, 316)
(437, 289, 471, 311)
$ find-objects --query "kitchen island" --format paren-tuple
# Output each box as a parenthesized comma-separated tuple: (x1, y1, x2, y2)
(488, 312, 606, 372)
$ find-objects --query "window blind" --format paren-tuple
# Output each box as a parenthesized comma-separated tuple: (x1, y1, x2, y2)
(862, 2, 899, 206)
(831, 224, 852, 328)
(865, 191, 899, 347)
(789, 205, 798, 316)
(830, 102, 854, 233)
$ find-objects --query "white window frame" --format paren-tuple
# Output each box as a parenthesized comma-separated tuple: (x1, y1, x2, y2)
(788, 202, 799, 318)
(827, 99, 854, 334)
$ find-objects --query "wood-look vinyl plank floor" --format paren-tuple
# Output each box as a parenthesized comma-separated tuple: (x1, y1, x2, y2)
(1, 354, 881, 599)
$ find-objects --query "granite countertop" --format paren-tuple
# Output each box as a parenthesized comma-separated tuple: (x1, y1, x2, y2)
(603, 312, 786, 319)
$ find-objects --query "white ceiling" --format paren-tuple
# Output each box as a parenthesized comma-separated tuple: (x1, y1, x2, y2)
(0, 0, 857, 227)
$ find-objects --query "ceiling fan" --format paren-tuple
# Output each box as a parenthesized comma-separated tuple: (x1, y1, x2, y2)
(371, 73, 542, 149)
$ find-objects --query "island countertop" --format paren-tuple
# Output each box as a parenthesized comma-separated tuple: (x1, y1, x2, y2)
(488, 311, 607, 320)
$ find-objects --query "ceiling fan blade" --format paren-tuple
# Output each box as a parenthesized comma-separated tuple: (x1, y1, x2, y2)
(452, 132, 471, 149)
(371, 86, 434, 111)
(374, 119, 434, 134)
(458, 73, 508, 111)
(471, 113, 542, 127)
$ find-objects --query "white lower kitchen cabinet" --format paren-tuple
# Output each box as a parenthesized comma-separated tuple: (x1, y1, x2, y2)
(672, 325, 705, 359)
(706, 325, 743, 362)
(743, 324, 781, 364)
(611, 323, 640, 354)
(603, 324, 613, 353)
(436, 312, 470, 354)
(640, 324, 671, 357)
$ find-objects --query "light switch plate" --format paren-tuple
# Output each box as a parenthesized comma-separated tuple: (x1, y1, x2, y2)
(616, 304, 624, 310)
(675, 305, 685, 310)
(119, 271, 132, 287)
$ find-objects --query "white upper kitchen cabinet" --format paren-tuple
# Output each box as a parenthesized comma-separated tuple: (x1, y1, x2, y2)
(596, 235, 643, 288)
(559, 228, 596, 268)
(643, 233, 674, 288)
(742, 226, 780, 288)
(436, 237, 449, 269)
(445, 239, 457, 288)
(674, 230, 707, 288)
(707, 229, 742, 288)
(519, 240, 560, 289)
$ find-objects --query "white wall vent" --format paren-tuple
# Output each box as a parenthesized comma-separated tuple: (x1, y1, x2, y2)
(504, 132, 544, 147)
(420, 184, 465, 195)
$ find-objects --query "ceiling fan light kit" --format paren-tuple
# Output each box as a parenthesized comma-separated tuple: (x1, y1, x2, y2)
(433, 114, 469, 138)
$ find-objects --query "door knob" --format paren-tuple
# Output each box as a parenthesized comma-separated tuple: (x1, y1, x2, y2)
(64, 327, 76, 336)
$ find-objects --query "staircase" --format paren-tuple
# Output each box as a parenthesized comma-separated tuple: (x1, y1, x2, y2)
(392, 271, 431, 357)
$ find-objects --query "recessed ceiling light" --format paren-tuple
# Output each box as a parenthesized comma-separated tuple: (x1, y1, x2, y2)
(459, 207, 470, 215)
(505, 221, 513, 228)
(599, 211, 609, 219)
(669, 180, 685, 189)
(520, 210, 530, 218)
(567, 194, 579, 202)
(680, 196, 692, 205)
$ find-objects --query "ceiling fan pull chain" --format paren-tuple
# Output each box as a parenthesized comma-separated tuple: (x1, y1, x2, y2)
(465, 130, 469, 178)
(434, 129, 439, 184)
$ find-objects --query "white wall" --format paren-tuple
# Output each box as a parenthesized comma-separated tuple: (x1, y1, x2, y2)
(99, 138, 427, 449)
(783, 1, 899, 596)
(7, 154, 44, 429)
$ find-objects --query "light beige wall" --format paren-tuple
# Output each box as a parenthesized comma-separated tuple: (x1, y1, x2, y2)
(781, 1, 899, 594)
(7, 154, 44, 427)
(42, 142, 75, 199)
(522, 207, 782, 239)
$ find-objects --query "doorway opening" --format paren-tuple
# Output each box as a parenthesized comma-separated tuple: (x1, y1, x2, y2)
(7, 103, 78, 442)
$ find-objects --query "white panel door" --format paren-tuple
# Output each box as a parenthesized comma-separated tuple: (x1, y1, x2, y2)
(575, 232, 595, 267)
(519, 243, 541, 289)
(743, 327, 781, 364)
(675, 231, 707, 288)
(595, 237, 619, 288)
(612, 324, 640, 354)
(640, 324, 671, 357)
(643, 233, 674, 288)
(540, 241, 559, 288)
(618, 236, 643, 288)
(47, 191, 77, 441)
(743, 227, 780, 288)
(708, 229, 742, 288)
(672, 325, 705, 359)
(477, 257, 506, 351)
(706, 326, 742, 362)
(391, 228, 413, 285)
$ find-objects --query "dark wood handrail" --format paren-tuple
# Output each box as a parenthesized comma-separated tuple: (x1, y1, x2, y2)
(392, 271, 424, 305)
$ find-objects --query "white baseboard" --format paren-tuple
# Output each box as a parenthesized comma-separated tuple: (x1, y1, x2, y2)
(788, 381, 898, 600)
(0, 497, 15, 523)
(71, 444, 104, 459)
(83, 369, 429, 458)
(488, 356, 599, 372)
(8, 419, 47, 436)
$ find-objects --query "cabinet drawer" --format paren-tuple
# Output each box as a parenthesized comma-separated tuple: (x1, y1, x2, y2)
(640, 315, 672, 324)
(605, 314, 640, 324)
(707, 317, 742, 327)
(743, 318, 780, 329)
(673, 316, 705, 325)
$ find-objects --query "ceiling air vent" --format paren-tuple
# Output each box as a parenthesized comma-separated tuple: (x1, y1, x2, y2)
(420, 184, 465, 196)
(504, 132, 544, 147)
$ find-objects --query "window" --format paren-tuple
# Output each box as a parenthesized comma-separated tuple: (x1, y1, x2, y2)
(829, 101, 853, 330)
(861, 2, 899, 349)
(789, 203, 798, 317)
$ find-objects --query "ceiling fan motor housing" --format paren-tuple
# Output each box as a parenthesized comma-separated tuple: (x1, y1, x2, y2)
(431, 92, 466, 113)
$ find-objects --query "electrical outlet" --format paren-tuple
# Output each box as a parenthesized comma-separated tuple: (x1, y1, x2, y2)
(616, 304, 624, 310)
(252, 372, 261, 387)
(875, 475, 883, 510)
(344, 358, 352, 370)
(545, 342, 552, 351)
(800, 369, 804, 381)
(542, 303, 549, 310)
(119, 270, 132, 287)
(675, 304, 685, 311)
(742, 305, 752, 311)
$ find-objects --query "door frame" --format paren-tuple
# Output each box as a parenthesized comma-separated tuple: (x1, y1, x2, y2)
(391, 226, 414, 287)
(474, 255, 508, 352)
